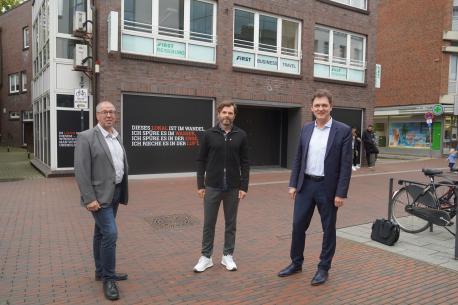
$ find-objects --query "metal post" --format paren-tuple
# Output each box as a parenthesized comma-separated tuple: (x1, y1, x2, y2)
(455, 187, 458, 259)
(81, 108, 84, 132)
(429, 125, 432, 158)
(388, 178, 393, 220)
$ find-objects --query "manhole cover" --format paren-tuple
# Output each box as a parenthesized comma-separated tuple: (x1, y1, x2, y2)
(146, 214, 199, 230)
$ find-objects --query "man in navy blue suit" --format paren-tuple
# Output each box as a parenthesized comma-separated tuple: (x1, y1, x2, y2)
(278, 89, 352, 285)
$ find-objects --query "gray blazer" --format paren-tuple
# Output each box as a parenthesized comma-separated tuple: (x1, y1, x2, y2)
(74, 126, 129, 206)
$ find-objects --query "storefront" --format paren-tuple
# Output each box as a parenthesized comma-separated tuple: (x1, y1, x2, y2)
(374, 104, 455, 156)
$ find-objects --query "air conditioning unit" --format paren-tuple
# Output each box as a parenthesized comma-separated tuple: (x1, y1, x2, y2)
(74, 11, 86, 32)
(74, 44, 88, 67)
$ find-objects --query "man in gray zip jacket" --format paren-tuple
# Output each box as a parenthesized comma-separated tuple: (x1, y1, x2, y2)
(74, 101, 129, 301)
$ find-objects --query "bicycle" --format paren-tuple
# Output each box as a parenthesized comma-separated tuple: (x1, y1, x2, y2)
(389, 168, 457, 235)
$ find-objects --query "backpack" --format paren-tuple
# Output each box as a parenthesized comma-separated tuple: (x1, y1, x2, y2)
(370, 218, 400, 246)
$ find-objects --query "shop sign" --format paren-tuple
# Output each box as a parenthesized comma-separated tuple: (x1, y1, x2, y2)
(256, 54, 278, 71)
(233, 51, 255, 68)
(156, 40, 186, 59)
(280, 58, 300, 74)
(330, 66, 347, 79)
(432, 104, 444, 116)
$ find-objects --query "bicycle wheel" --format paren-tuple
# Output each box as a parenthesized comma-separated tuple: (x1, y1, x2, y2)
(435, 181, 457, 219)
(390, 187, 430, 233)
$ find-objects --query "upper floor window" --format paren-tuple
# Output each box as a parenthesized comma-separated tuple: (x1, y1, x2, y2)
(453, 6, 458, 31)
(330, 0, 367, 10)
(23, 27, 30, 49)
(121, 0, 217, 64)
(233, 8, 301, 75)
(449, 55, 458, 93)
(9, 73, 20, 94)
(21, 71, 27, 92)
(314, 26, 366, 83)
(58, 0, 86, 34)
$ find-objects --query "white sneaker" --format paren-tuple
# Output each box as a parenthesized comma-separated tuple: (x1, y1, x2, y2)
(356, 165, 361, 169)
(352, 166, 357, 171)
(193, 256, 213, 273)
(221, 255, 237, 271)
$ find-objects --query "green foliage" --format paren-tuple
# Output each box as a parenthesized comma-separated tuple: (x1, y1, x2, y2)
(0, 0, 22, 13)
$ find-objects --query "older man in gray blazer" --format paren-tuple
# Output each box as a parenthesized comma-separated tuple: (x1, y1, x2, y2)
(74, 101, 129, 301)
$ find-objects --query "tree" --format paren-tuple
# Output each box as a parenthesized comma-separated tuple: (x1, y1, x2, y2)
(0, 0, 22, 13)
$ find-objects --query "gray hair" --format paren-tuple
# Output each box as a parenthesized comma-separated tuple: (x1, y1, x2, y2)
(96, 101, 116, 112)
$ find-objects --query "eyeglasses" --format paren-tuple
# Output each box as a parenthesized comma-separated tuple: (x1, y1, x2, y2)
(97, 110, 116, 116)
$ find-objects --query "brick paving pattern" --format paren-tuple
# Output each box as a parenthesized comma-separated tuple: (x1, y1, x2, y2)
(1, 158, 458, 304)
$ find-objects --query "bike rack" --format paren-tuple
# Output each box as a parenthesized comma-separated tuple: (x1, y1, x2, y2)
(389, 177, 458, 260)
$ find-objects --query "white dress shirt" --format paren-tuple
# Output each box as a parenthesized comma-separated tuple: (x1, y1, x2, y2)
(98, 124, 124, 184)
(305, 118, 332, 177)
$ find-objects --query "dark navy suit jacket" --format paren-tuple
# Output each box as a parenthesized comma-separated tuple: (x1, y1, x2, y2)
(289, 119, 352, 199)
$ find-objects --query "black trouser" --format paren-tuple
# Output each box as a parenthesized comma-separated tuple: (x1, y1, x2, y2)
(290, 177, 337, 271)
(366, 152, 377, 167)
(201, 187, 239, 257)
(353, 149, 359, 166)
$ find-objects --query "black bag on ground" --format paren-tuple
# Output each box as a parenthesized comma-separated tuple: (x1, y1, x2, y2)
(370, 218, 400, 246)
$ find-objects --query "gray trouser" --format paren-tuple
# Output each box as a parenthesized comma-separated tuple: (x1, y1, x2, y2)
(201, 187, 240, 257)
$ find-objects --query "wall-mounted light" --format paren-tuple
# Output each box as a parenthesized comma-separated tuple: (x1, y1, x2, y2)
(95, 59, 100, 73)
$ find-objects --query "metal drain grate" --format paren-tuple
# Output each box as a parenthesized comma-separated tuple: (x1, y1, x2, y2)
(146, 214, 199, 230)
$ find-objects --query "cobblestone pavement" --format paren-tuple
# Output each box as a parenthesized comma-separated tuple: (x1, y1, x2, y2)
(1, 158, 458, 305)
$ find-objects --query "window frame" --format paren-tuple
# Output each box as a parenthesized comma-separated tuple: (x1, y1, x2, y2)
(313, 25, 367, 83)
(232, 7, 302, 75)
(328, 0, 367, 11)
(9, 73, 20, 94)
(23, 26, 30, 50)
(120, 0, 218, 64)
(21, 71, 27, 92)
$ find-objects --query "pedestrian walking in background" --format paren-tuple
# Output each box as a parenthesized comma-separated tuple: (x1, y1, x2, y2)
(352, 127, 361, 171)
(362, 125, 378, 169)
(448, 148, 457, 172)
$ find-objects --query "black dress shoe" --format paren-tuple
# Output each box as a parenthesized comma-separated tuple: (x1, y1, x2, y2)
(278, 263, 302, 277)
(311, 269, 328, 286)
(103, 280, 120, 300)
(96, 272, 128, 281)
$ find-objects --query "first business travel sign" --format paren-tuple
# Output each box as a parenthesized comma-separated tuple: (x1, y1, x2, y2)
(233, 51, 300, 74)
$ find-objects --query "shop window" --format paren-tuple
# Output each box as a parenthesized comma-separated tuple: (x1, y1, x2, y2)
(121, 0, 216, 64)
(233, 8, 301, 75)
(314, 25, 366, 83)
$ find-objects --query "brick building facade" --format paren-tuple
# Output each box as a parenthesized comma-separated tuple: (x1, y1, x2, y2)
(91, 0, 377, 175)
(375, 0, 456, 156)
(0, 0, 32, 149)
(32, 0, 378, 175)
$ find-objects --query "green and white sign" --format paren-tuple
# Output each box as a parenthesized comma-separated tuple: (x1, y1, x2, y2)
(280, 58, 300, 74)
(156, 40, 186, 59)
(432, 104, 444, 116)
(256, 55, 278, 71)
(330, 66, 347, 80)
(233, 51, 255, 68)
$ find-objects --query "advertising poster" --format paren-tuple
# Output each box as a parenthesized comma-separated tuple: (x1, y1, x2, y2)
(123, 94, 213, 174)
(388, 122, 430, 148)
(57, 110, 89, 168)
